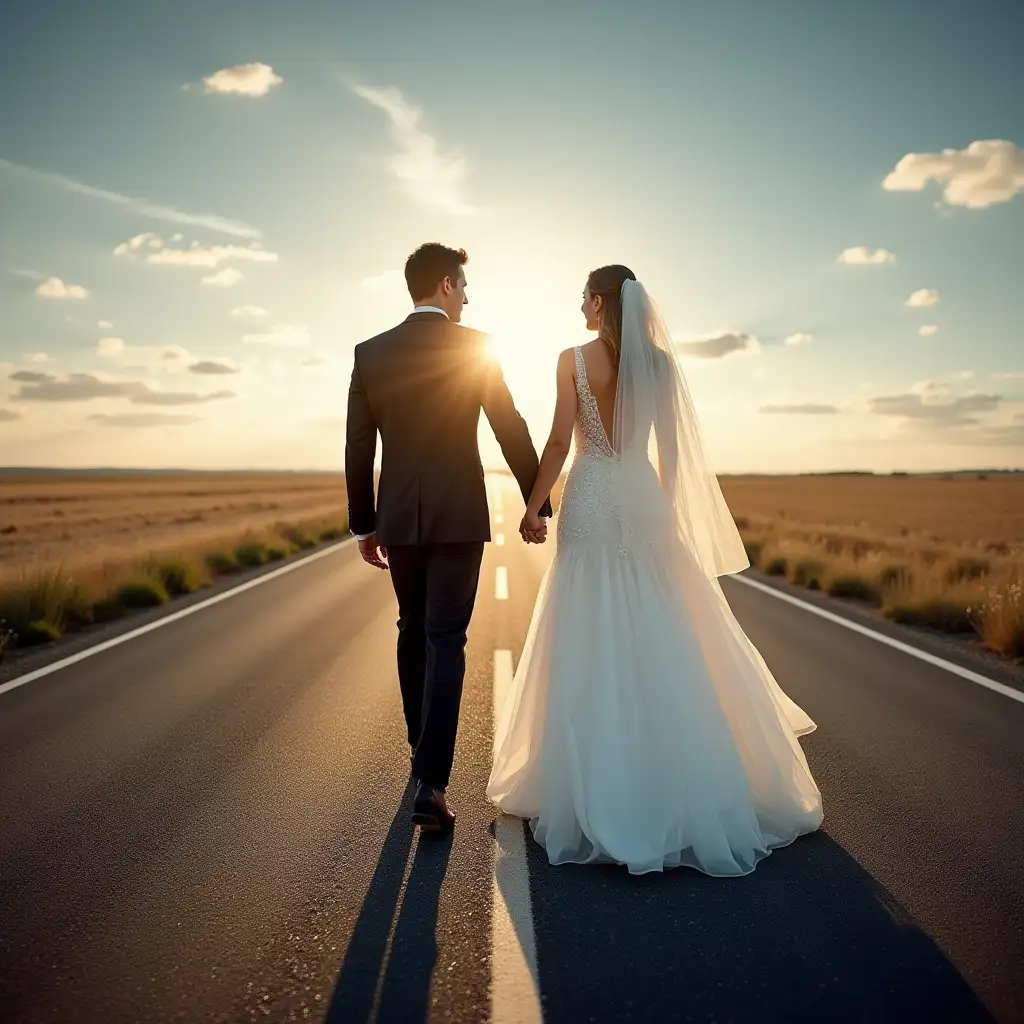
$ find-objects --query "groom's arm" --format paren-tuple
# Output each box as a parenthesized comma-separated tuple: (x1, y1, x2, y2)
(345, 351, 379, 537)
(480, 353, 553, 517)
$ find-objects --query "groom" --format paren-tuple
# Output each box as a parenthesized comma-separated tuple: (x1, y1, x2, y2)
(346, 242, 550, 834)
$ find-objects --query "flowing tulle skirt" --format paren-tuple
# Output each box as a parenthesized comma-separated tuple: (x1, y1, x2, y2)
(487, 472, 824, 876)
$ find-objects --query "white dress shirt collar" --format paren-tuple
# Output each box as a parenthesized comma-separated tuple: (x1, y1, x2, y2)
(411, 305, 449, 318)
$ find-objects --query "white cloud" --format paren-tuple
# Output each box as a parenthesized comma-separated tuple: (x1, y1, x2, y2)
(35, 276, 88, 300)
(97, 319, 114, 329)
(132, 388, 235, 407)
(958, 370, 975, 379)
(784, 333, 813, 347)
(906, 288, 939, 308)
(11, 370, 235, 406)
(883, 139, 1024, 210)
(10, 370, 57, 384)
(992, 370, 1024, 380)
(188, 359, 239, 375)
(113, 232, 163, 256)
(26, 352, 50, 363)
(202, 267, 244, 288)
(97, 337, 125, 358)
(918, 324, 939, 337)
(760, 403, 839, 415)
(0, 157, 260, 238)
(231, 304, 268, 317)
(241, 325, 310, 347)
(114, 236, 278, 270)
(360, 269, 406, 292)
(89, 412, 203, 428)
(146, 242, 278, 268)
(161, 345, 191, 364)
(869, 387, 1001, 425)
(202, 63, 282, 97)
(837, 246, 896, 265)
(351, 82, 477, 216)
(674, 332, 760, 359)
(170, 233, 183, 242)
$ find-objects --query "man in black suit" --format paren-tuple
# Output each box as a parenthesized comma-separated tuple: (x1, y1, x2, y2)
(346, 242, 550, 834)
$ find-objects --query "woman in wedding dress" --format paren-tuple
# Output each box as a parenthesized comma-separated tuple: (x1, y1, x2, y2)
(486, 265, 824, 876)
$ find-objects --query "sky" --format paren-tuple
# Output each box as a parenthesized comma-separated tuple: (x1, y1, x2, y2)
(1, 0, 1022, 473)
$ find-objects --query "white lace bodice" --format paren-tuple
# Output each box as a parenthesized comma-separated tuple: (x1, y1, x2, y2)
(571, 347, 616, 460)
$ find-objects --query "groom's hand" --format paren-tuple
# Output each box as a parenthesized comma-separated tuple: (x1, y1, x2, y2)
(358, 534, 389, 570)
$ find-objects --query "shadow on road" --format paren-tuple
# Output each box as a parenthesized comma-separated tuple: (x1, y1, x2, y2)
(326, 784, 452, 1023)
(518, 824, 996, 1023)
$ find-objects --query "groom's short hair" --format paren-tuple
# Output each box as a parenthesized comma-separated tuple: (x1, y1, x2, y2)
(404, 243, 468, 301)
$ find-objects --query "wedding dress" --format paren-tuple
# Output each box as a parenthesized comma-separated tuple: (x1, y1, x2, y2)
(486, 281, 823, 876)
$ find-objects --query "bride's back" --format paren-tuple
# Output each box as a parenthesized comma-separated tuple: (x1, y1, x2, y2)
(577, 340, 618, 443)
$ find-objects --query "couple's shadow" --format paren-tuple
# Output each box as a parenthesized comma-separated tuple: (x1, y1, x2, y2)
(325, 782, 449, 1023)
(326, 789, 995, 1023)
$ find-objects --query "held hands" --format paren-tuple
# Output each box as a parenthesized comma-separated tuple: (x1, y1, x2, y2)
(519, 509, 548, 545)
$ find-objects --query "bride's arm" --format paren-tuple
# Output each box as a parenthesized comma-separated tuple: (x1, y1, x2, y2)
(524, 348, 577, 520)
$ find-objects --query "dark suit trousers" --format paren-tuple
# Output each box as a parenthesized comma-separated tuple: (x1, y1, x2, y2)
(387, 543, 485, 789)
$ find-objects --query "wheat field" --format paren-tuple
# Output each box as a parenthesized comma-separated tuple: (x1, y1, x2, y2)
(3, 470, 1021, 660)
(718, 473, 1024, 659)
(0, 472, 349, 650)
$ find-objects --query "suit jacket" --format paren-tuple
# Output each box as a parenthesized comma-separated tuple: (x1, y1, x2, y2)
(345, 311, 550, 546)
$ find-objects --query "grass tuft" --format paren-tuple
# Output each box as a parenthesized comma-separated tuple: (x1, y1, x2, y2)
(235, 540, 269, 569)
(826, 574, 882, 606)
(877, 564, 913, 590)
(116, 578, 169, 610)
(971, 579, 1024, 658)
(883, 597, 973, 634)
(743, 539, 764, 567)
(21, 619, 62, 646)
(205, 551, 239, 576)
(154, 557, 202, 597)
(280, 525, 316, 550)
(765, 556, 788, 576)
(0, 564, 75, 641)
(944, 556, 990, 584)
(791, 558, 826, 589)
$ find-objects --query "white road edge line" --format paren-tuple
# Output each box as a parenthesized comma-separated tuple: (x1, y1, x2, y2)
(731, 573, 1024, 705)
(0, 539, 356, 699)
(492, 649, 543, 1024)
(495, 566, 509, 601)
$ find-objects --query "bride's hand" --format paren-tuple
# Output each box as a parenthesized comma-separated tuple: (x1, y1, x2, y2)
(520, 510, 546, 544)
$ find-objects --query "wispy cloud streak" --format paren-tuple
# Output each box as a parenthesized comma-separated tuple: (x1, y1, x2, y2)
(350, 82, 478, 216)
(0, 158, 261, 238)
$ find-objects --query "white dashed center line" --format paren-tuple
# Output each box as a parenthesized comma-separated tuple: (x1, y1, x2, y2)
(495, 566, 509, 601)
(491, 650, 542, 1023)
(495, 513, 505, 526)
(496, 533, 505, 547)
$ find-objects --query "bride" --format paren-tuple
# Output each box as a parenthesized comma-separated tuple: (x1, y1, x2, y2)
(486, 265, 824, 876)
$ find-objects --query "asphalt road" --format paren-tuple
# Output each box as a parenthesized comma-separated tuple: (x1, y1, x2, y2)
(1, 475, 1022, 1023)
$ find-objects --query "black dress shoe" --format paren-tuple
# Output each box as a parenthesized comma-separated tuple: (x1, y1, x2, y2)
(412, 780, 456, 835)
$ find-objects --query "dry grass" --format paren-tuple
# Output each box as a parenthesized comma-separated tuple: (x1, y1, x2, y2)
(721, 473, 1024, 660)
(0, 472, 348, 651)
